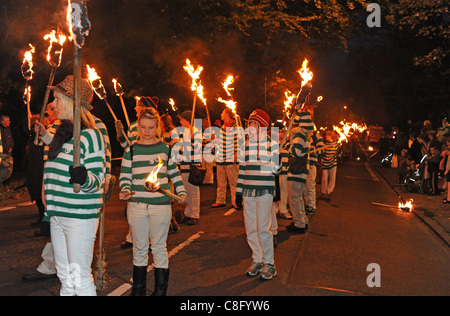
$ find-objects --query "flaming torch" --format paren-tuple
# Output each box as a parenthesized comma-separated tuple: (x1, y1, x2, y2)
(183, 59, 206, 126)
(280, 58, 314, 149)
(144, 157, 182, 202)
(87, 66, 131, 146)
(21, 44, 35, 130)
(34, 30, 67, 145)
(112, 78, 130, 127)
(217, 75, 243, 128)
(67, 0, 91, 194)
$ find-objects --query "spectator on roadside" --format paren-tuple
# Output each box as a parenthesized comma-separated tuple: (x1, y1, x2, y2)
(441, 136, 450, 204)
(0, 115, 14, 184)
(426, 144, 441, 195)
(408, 132, 422, 164)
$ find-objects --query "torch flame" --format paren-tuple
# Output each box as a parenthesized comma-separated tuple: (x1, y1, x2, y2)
(86, 65, 106, 99)
(44, 30, 67, 67)
(112, 78, 124, 96)
(317, 96, 323, 102)
(22, 44, 36, 80)
(217, 97, 237, 114)
(283, 90, 296, 119)
(223, 75, 235, 97)
(297, 58, 313, 87)
(398, 199, 413, 212)
(183, 59, 203, 92)
(196, 84, 207, 106)
(169, 98, 177, 112)
(146, 156, 164, 187)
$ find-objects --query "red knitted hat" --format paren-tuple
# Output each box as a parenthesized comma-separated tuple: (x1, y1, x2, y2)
(248, 109, 270, 128)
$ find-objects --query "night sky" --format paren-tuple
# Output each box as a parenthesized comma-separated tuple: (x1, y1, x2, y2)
(1, 0, 448, 150)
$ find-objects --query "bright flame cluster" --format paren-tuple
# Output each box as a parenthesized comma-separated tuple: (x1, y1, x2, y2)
(217, 75, 237, 114)
(44, 30, 67, 68)
(398, 199, 413, 212)
(145, 157, 164, 189)
(333, 121, 368, 144)
(298, 58, 313, 87)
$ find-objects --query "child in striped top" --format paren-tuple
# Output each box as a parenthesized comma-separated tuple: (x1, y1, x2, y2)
(237, 109, 280, 280)
(119, 107, 187, 296)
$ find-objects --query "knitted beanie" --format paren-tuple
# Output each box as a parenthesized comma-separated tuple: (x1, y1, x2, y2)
(248, 109, 270, 128)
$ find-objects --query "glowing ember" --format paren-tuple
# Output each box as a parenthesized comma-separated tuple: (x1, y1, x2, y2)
(44, 30, 67, 68)
(21, 44, 35, 81)
(297, 58, 313, 87)
(398, 199, 413, 212)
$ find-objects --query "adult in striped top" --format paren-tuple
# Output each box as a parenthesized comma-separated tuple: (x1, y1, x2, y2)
(236, 109, 280, 280)
(304, 124, 325, 214)
(286, 107, 314, 233)
(212, 108, 240, 209)
(42, 75, 105, 296)
(320, 130, 339, 201)
(171, 111, 202, 225)
(119, 107, 187, 296)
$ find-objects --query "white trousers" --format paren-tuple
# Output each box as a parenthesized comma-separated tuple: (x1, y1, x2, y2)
(37, 241, 56, 275)
(243, 194, 274, 265)
(181, 173, 200, 219)
(201, 158, 214, 184)
(288, 181, 307, 228)
(321, 166, 337, 195)
(127, 202, 172, 268)
(304, 165, 317, 209)
(215, 164, 238, 205)
(51, 216, 99, 296)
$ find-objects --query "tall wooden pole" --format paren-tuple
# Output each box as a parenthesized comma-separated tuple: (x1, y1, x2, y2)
(72, 46, 82, 193)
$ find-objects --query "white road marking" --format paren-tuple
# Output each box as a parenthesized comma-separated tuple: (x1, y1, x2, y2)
(107, 231, 204, 296)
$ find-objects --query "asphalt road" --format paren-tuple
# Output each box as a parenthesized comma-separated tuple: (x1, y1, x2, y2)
(1, 154, 449, 297)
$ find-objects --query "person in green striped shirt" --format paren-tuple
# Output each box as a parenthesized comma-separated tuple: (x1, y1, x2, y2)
(236, 109, 280, 280)
(119, 107, 187, 296)
(42, 75, 105, 296)
(320, 130, 339, 202)
(286, 105, 315, 234)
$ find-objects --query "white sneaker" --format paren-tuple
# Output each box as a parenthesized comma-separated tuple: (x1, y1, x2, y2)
(245, 262, 263, 277)
(260, 263, 277, 280)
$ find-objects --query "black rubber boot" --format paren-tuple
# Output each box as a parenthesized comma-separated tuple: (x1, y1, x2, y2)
(150, 268, 169, 296)
(130, 265, 147, 296)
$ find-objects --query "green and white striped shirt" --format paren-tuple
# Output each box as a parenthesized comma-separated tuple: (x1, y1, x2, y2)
(44, 128, 105, 219)
(120, 141, 187, 204)
(287, 110, 314, 183)
(237, 134, 281, 196)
